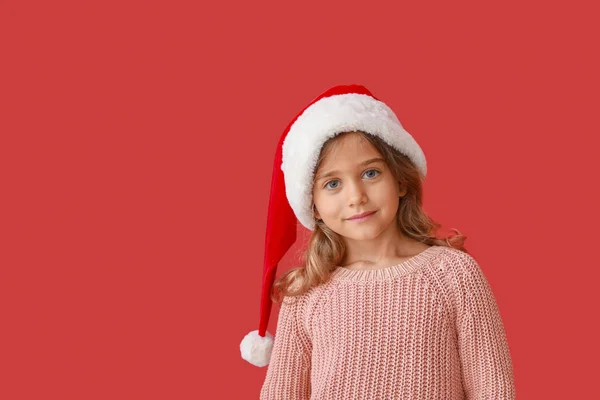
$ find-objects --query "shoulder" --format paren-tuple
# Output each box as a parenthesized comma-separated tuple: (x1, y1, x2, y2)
(435, 246, 482, 275)
(436, 245, 475, 261)
(427, 246, 495, 316)
(282, 277, 335, 323)
(281, 279, 328, 311)
(426, 246, 489, 299)
(432, 247, 500, 308)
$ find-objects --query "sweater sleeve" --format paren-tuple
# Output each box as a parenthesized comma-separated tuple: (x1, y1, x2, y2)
(452, 252, 516, 399)
(260, 293, 312, 400)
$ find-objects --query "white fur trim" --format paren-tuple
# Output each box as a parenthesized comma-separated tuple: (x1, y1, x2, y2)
(281, 93, 427, 231)
(240, 330, 274, 367)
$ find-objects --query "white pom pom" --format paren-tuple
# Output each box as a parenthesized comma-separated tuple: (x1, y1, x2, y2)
(240, 330, 274, 367)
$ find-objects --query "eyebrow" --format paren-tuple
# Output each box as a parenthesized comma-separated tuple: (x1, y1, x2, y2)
(315, 157, 385, 181)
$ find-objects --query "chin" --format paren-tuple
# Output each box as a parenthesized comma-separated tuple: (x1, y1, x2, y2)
(345, 233, 379, 241)
(342, 226, 384, 241)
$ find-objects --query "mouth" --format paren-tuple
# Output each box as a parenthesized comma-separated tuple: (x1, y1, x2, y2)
(347, 210, 377, 221)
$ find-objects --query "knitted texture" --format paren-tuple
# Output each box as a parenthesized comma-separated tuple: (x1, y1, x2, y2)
(259, 245, 515, 399)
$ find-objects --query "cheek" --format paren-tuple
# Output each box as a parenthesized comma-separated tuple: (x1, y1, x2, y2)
(374, 183, 401, 205)
(313, 193, 340, 217)
(320, 200, 339, 216)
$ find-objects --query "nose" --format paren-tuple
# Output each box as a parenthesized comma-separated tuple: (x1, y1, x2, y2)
(346, 179, 368, 206)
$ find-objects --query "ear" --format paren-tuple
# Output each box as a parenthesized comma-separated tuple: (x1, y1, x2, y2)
(312, 204, 321, 220)
(398, 183, 408, 197)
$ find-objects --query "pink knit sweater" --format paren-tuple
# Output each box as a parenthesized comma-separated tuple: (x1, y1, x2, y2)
(260, 245, 515, 399)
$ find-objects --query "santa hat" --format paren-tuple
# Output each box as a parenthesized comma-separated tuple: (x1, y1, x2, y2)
(239, 84, 427, 367)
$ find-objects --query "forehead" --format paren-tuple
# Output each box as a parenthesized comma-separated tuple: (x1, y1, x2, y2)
(318, 133, 380, 169)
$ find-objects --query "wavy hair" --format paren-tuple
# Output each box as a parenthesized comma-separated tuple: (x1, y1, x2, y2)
(271, 131, 468, 304)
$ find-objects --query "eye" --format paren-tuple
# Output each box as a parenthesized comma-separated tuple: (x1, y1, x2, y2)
(324, 180, 340, 190)
(364, 169, 380, 179)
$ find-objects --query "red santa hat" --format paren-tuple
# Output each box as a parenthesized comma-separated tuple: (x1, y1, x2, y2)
(239, 84, 428, 367)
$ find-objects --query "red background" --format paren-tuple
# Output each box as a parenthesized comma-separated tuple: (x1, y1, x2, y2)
(1, 0, 598, 398)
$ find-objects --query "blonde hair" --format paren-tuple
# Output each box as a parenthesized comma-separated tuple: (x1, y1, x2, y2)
(271, 131, 468, 304)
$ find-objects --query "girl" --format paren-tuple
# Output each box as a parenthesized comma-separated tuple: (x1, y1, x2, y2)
(240, 84, 515, 399)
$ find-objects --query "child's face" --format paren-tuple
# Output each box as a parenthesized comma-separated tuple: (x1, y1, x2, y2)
(311, 132, 406, 241)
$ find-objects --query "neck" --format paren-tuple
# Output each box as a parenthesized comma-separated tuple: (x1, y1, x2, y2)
(341, 222, 415, 268)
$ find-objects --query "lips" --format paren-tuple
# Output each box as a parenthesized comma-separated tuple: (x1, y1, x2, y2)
(347, 210, 377, 220)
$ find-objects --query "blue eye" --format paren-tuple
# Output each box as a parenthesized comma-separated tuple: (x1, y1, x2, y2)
(325, 180, 340, 189)
(364, 169, 380, 179)
(323, 169, 380, 190)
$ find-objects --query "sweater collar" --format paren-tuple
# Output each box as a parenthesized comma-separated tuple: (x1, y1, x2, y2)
(330, 245, 443, 282)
